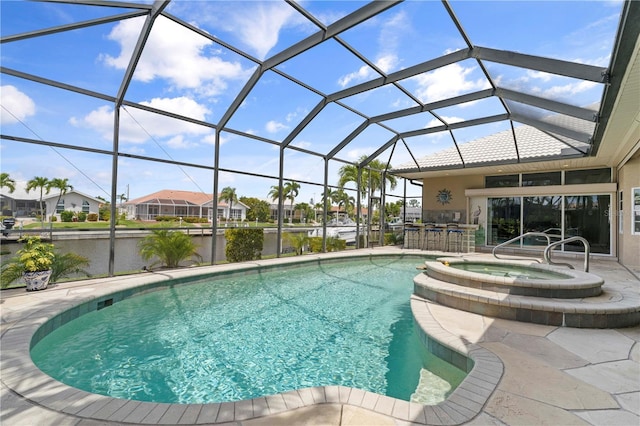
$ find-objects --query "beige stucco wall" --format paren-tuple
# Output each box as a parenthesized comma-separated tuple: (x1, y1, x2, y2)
(618, 154, 640, 269)
(421, 175, 484, 223)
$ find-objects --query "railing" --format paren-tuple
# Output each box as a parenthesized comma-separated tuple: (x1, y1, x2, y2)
(492, 232, 559, 263)
(544, 236, 590, 272)
(493, 232, 591, 272)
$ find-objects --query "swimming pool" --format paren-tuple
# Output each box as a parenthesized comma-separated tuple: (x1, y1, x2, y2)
(31, 257, 466, 405)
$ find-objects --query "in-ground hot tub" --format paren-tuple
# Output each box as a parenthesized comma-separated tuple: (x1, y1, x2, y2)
(423, 257, 603, 298)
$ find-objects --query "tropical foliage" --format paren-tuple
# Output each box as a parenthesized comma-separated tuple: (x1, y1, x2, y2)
(219, 186, 238, 220)
(284, 232, 309, 255)
(138, 229, 202, 269)
(48, 178, 73, 221)
(0, 236, 90, 288)
(0, 173, 16, 193)
(26, 176, 51, 219)
(338, 155, 397, 199)
(268, 180, 300, 221)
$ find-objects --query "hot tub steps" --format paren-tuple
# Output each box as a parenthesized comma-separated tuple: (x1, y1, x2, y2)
(413, 273, 640, 328)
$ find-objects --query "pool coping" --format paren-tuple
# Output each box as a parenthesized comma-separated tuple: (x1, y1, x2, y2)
(1, 249, 502, 425)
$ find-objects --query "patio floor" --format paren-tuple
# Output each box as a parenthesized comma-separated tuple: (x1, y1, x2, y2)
(1, 248, 638, 425)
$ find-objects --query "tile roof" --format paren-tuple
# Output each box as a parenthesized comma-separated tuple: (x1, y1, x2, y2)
(126, 189, 213, 206)
(393, 123, 590, 172)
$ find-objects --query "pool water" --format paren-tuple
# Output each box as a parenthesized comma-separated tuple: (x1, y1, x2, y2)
(448, 262, 570, 279)
(31, 258, 466, 404)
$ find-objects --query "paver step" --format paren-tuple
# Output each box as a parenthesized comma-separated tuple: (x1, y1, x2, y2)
(414, 273, 640, 328)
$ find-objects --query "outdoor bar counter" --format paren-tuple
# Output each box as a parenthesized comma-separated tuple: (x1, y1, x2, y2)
(403, 223, 478, 253)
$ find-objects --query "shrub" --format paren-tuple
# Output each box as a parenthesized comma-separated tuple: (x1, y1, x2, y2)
(87, 213, 98, 222)
(77, 212, 87, 222)
(60, 211, 74, 222)
(138, 229, 202, 269)
(326, 237, 346, 252)
(283, 232, 309, 255)
(384, 232, 402, 245)
(309, 237, 323, 252)
(225, 228, 263, 262)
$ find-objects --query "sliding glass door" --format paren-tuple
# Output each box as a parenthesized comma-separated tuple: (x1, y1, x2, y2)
(487, 195, 611, 254)
(523, 196, 562, 247)
(487, 197, 520, 245)
(564, 195, 610, 254)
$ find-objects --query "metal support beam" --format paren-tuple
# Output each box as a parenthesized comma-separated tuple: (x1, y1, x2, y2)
(473, 46, 608, 83)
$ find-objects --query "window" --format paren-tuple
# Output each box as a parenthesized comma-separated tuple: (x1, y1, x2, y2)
(633, 187, 640, 235)
(565, 168, 611, 184)
(485, 175, 519, 188)
(522, 172, 561, 186)
(82, 200, 90, 213)
(56, 199, 64, 213)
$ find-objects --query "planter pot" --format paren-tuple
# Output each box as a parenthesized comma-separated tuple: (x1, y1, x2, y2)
(24, 270, 53, 291)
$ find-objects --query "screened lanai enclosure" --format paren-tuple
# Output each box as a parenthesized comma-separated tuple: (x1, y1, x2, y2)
(1, 0, 637, 276)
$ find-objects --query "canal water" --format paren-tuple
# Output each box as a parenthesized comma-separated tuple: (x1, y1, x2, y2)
(0, 229, 313, 278)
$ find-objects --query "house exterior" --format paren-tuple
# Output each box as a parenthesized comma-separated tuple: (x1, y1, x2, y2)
(46, 190, 103, 220)
(125, 189, 248, 222)
(0, 187, 102, 220)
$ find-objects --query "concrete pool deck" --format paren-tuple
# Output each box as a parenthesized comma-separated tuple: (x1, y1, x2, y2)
(1, 248, 638, 425)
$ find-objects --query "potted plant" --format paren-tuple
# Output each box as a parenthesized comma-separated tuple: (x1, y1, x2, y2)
(1, 236, 54, 291)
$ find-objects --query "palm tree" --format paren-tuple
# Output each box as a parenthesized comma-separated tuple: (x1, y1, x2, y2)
(219, 186, 238, 220)
(25, 176, 50, 221)
(338, 155, 397, 199)
(294, 202, 313, 223)
(333, 188, 355, 216)
(47, 178, 73, 221)
(268, 184, 284, 221)
(0, 173, 16, 193)
(283, 181, 300, 221)
(138, 228, 202, 269)
(267, 184, 282, 203)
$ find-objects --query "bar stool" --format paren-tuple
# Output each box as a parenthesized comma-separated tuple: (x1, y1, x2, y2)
(423, 223, 443, 251)
(404, 225, 421, 249)
(445, 223, 464, 252)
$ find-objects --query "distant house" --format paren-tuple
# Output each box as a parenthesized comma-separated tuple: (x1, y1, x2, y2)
(125, 189, 248, 222)
(0, 187, 102, 219)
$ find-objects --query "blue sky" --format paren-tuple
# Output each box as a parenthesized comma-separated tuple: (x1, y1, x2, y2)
(0, 0, 623, 206)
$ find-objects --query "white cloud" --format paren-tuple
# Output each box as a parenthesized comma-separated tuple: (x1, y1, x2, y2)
(265, 120, 288, 134)
(172, 1, 303, 60)
(291, 140, 312, 149)
(526, 70, 553, 82)
(0, 85, 36, 125)
(70, 97, 213, 143)
(338, 65, 375, 88)
(542, 80, 598, 98)
(225, 2, 298, 60)
(412, 63, 491, 103)
(375, 54, 398, 74)
(202, 133, 229, 146)
(166, 135, 195, 149)
(101, 17, 250, 96)
(426, 116, 464, 128)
